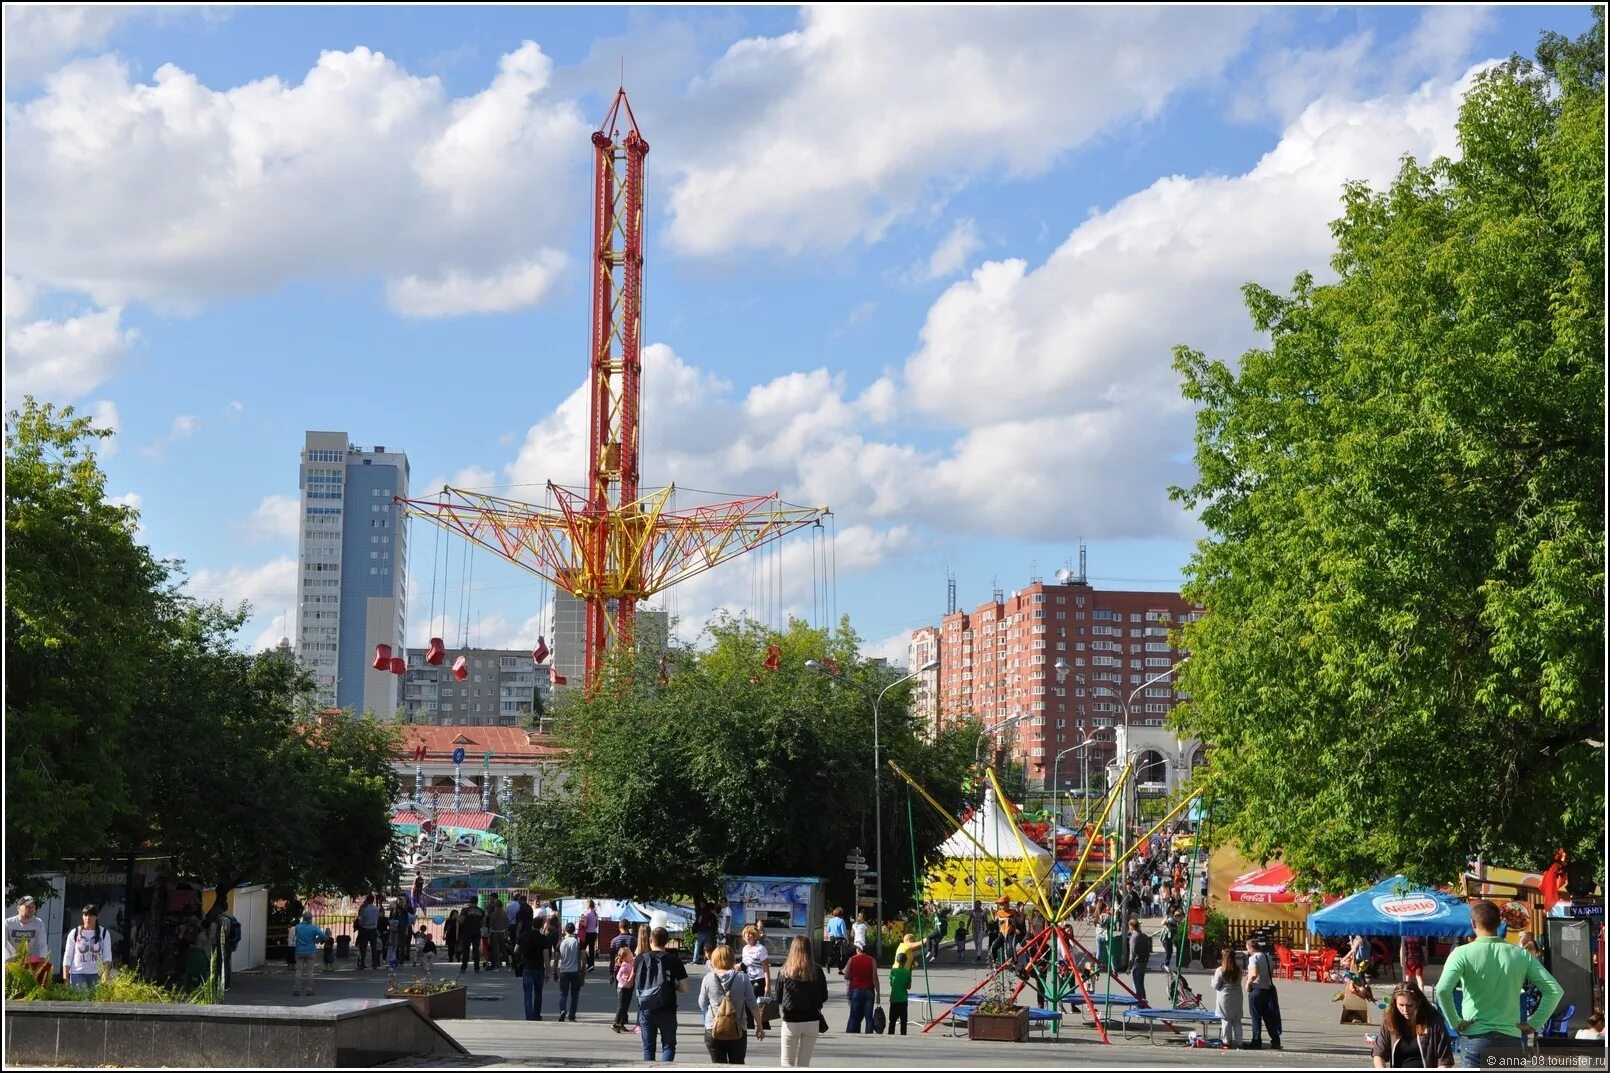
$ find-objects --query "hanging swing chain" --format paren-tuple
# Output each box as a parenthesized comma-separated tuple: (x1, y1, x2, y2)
(428, 504, 442, 641)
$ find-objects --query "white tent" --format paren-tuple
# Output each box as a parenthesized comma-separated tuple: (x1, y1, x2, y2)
(928, 795, 1053, 903)
(938, 794, 1052, 861)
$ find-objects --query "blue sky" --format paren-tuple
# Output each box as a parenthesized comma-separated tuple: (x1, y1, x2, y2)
(3, 4, 1593, 662)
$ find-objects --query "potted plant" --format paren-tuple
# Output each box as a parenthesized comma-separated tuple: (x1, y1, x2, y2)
(385, 976, 467, 1019)
(967, 976, 1029, 1042)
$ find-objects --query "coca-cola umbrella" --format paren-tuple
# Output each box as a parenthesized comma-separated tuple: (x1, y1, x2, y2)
(1229, 862, 1303, 903)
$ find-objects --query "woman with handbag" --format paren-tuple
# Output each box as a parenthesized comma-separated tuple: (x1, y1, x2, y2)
(773, 936, 829, 1067)
(740, 926, 772, 1032)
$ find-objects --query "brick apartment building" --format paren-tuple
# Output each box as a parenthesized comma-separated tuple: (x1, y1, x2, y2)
(920, 577, 1201, 791)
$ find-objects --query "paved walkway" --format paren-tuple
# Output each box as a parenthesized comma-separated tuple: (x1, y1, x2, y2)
(224, 932, 1383, 1068)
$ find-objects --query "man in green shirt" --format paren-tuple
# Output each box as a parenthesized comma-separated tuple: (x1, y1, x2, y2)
(886, 952, 912, 1035)
(1434, 900, 1563, 1068)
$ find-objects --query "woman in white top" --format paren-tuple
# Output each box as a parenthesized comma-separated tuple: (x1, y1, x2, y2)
(740, 925, 771, 1031)
(63, 905, 115, 989)
(851, 914, 869, 951)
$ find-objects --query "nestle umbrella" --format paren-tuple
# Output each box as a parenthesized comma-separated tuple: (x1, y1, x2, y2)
(1306, 876, 1474, 938)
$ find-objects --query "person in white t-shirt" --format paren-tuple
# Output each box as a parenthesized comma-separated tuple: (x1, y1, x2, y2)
(63, 905, 115, 989)
(851, 913, 870, 951)
(718, 903, 733, 946)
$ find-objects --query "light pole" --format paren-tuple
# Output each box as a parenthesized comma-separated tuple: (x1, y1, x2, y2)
(1068, 726, 1114, 824)
(1050, 745, 1078, 824)
(1054, 659, 1121, 803)
(807, 656, 938, 959)
(1122, 657, 1190, 734)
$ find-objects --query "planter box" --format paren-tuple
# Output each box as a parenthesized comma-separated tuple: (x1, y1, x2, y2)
(385, 985, 466, 1020)
(968, 1008, 1029, 1042)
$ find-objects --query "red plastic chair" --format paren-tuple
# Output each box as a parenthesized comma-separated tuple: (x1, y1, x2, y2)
(1275, 945, 1299, 981)
(1370, 939, 1398, 981)
(1314, 947, 1339, 981)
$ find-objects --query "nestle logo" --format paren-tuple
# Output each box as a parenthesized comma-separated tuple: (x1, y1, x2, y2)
(1379, 897, 1438, 917)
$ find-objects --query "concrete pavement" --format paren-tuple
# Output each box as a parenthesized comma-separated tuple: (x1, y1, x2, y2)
(221, 931, 1382, 1068)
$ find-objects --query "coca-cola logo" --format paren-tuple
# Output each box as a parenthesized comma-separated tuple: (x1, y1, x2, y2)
(1374, 896, 1440, 919)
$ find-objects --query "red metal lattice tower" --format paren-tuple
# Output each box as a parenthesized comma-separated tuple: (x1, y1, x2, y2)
(583, 88, 649, 681)
(399, 88, 828, 689)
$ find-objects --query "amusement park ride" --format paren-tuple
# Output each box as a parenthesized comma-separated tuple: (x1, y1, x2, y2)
(390, 89, 828, 686)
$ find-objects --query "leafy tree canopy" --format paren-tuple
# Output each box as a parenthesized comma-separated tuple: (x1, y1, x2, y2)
(509, 614, 977, 915)
(1170, 15, 1604, 890)
(5, 399, 170, 888)
(5, 398, 401, 901)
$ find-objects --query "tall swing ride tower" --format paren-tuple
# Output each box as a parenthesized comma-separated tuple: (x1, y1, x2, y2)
(399, 89, 828, 685)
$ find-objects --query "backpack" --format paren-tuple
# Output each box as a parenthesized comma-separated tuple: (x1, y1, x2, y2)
(227, 918, 242, 949)
(711, 973, 742, 1041)
(636, 951, 674, 1011)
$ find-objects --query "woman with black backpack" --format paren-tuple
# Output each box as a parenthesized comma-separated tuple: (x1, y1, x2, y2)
(772, 935, 829, 1067)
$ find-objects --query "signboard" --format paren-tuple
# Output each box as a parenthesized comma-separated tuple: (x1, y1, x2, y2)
(844, 862, 867, 871)
(452, 747, 466, 765)
(1561, 904, 1604, 919)
(1373, 895, 1441, 920)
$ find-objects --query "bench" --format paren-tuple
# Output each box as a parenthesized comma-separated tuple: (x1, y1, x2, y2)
(1121, 1007, 1221, 1044)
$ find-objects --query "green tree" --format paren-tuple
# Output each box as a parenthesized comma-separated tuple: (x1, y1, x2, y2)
(1170, 15, 1603, 889)
(510, 614, 976, 917)
(6, 398, 401, 902)
(119, 608, 402, 901)
(4, 399, 172, 894)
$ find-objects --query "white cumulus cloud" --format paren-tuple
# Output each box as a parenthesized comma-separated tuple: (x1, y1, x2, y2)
(185, 556, 298, 618)
(1, 276, 136, 405)
(387, 252, 568, 318)
(666, 6, 1261, 256)
(5, 43, 588, 314)
(246, 494, 301, 544)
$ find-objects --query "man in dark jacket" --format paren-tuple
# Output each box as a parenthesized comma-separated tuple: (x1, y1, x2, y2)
(1126, 917, 1152, 1005)
(459, 898, 486, 974)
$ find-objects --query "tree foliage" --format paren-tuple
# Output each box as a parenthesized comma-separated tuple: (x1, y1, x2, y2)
(5, 399, 401, 901)
(509, 614, 977, 915)
(1170, 16, 1603, 889)
(5, 400, 169, 887)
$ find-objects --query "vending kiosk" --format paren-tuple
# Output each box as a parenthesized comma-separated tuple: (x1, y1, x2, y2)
(722, 875, 826, 960)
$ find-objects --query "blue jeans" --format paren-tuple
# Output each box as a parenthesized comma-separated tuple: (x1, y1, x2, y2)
(70, 973, 99, 990)
(1458, 1032, 1524, 1069)
(522, 968, 544, 1019)
(693, 931, 716, 964)
(1132, 966, 1147, 1005)
(640, 1006, 678, 1061)
(847, 987, 875, 1032)
(559, 971, 582, 1018)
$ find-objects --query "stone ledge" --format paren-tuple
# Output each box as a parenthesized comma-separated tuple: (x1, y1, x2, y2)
(4, 998, 469, 1068)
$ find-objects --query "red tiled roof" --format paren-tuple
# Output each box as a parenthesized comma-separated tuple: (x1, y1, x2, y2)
(392, 810, 497, 831)
(396, 726, 565, 761)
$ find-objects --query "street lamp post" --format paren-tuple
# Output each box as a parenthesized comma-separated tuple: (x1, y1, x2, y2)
(1050, 745, 1078, 825)
(808, 656, 938, 959)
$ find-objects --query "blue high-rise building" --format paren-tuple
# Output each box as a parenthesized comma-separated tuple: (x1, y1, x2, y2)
(295, 431, 409, 716)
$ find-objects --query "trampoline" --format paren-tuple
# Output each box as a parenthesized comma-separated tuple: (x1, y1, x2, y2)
(1121, 1007, 1221, 1044)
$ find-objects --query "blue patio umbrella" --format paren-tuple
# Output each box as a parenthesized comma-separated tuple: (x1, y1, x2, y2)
(1307, 875, 1474, 938)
